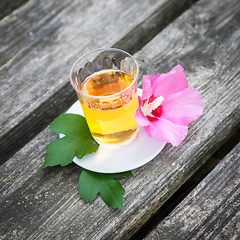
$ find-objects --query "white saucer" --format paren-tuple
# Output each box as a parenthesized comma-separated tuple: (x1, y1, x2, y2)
(64, 89, 166, 173)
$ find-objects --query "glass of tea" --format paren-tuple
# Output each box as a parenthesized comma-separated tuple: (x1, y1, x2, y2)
(70, 48, 139, 147)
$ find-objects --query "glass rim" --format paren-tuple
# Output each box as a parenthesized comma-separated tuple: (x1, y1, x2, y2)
(69, 48, 139, 99)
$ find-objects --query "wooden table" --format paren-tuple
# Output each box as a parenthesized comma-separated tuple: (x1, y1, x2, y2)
(1, 0, 239, 239)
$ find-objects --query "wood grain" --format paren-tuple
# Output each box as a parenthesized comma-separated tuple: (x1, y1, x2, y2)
(0, 0, 195, 164)
(0, 0, 240, 239)
(144, 143, 240, 240)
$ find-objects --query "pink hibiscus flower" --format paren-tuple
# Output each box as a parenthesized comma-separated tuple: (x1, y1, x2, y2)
(135, 65, 203, 146)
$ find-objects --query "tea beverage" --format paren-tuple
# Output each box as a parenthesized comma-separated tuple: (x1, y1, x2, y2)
(70, 48, 139, 146)
(79, 70, 138, 144)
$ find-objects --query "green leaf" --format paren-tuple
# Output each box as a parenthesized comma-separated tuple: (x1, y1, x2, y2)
(78, 170, 133, 211)
(43, 114, 99, 168)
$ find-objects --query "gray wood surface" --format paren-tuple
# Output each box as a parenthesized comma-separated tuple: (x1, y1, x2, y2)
(0, 0, 193, 164)
(0, 0, 240, 239)
(145, 143, 240, 240)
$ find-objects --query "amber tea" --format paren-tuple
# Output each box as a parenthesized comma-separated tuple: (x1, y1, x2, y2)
(70, 48, 139, 146)
(79, 70, 138, 144)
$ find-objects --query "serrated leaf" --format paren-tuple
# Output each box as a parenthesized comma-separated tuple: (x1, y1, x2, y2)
(78, 170, 133, 211)
(43, 114, 99, 168)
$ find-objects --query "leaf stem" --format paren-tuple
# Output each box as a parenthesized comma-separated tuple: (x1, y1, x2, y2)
(5, 173, 19, 182)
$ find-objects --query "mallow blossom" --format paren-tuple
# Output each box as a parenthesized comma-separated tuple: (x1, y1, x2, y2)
(135, 65, 203, 146)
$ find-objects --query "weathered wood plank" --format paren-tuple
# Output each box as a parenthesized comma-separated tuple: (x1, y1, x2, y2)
(113, 0, 198, 54)
(144, 142, 240, 240)
(0, 0, 240, 239)
(0, 0, 195, 164)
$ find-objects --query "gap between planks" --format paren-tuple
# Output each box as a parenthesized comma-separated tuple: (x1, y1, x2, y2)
(113, 0, 199, 54)
(0, 0, 29, 20)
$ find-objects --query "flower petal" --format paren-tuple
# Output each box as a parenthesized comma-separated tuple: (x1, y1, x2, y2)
(144, 73, 161, 84)
(152, 65, 188, 99)
(142, 75, 153, 100)
(138, 95, 143, 106)
(135, 108, 150, 126)
(161, 88, 203, 126)
(144, 118, 188, 146)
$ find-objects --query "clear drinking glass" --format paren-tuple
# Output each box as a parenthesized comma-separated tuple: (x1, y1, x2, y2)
(70, 48, 139, 147)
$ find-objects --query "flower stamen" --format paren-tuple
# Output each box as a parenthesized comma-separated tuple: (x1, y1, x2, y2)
(141, 96, 164, 117)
